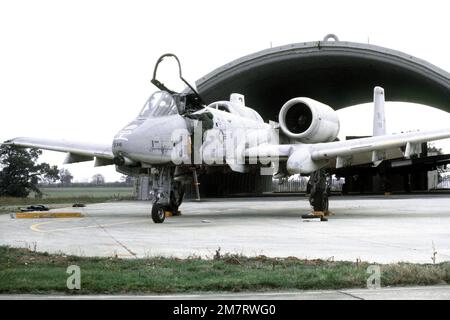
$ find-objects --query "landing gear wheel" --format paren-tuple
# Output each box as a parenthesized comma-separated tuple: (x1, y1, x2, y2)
(151, 204, 166, 223)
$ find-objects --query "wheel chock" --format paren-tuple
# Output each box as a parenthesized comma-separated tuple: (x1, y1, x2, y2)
(302, 211, 328, 222)
(164, 211, 173, 217)
(165, 210, 181, 217)
(313, 211, 325, 217)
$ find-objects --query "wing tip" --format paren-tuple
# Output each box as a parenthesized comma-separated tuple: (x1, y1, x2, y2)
(2, 137, 29, 145)
(2, 139, 14, 145)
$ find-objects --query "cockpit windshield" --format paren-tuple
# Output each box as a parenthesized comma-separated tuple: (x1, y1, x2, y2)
(139, 91, 178, 118)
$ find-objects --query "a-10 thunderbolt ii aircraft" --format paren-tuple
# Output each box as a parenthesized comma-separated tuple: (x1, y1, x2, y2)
(5, 54, 450, 223)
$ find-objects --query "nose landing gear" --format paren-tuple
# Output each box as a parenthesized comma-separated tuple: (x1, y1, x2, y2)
(150, 167, 185, 223)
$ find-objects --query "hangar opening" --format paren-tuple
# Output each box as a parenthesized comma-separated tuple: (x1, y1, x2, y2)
(196, 38, 449, 121)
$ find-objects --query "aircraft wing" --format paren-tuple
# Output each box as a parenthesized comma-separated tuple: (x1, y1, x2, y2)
(246, 128, 450, 174)
(309, 128, 450, 161)
(3, 137, 114, 167)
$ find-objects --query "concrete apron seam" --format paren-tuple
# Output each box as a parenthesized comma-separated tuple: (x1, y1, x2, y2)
(85, 212, 137, 258)
(337, 290, 365, 300)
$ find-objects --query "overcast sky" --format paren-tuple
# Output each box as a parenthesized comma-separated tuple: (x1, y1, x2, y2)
(0, 0, 449, 182)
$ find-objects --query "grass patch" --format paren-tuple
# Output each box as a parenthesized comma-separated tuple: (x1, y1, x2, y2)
(0, 187, 134, 214)
(36, 187, 134, 199)
(0, 246, 449, 294)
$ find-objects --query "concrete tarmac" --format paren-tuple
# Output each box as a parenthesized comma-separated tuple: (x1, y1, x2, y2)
(1, 195, 450, 263)
(1, 285, 450, 300)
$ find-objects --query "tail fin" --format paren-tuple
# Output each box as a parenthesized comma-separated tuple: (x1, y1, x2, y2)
(373, 86, 386, 136)
(371, 87, 387, 163)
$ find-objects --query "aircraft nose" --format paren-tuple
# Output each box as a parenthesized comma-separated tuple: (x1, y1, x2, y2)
(112, 136, 137, 166)
(113, 135, 128, 154)
(112, 127, 134, 155)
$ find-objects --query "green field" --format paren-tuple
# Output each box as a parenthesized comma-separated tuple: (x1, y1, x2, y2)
(0, 246, 449, 294)
(0, 187, 134, 214)
(37, 187, 134, 198)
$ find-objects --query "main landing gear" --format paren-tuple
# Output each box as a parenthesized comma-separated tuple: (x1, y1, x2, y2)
(302, 169, 330, 222)
(149, 167, 185, 223)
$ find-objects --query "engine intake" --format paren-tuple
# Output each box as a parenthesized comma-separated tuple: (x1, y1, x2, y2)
(278, 97, 340, 143)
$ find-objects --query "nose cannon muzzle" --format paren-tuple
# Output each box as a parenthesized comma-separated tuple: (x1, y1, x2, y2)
(113, 155, 137, 166)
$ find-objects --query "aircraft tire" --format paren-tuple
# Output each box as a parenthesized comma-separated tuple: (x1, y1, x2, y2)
(151, 204, 166, 223)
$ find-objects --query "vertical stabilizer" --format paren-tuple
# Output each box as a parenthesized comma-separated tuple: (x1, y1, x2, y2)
(373, 86, 386, 136)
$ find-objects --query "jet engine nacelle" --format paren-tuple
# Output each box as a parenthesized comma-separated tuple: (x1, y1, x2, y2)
(278, 97, 340, 143)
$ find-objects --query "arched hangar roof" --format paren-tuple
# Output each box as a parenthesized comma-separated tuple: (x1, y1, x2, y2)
(195, 38, 450, 121)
